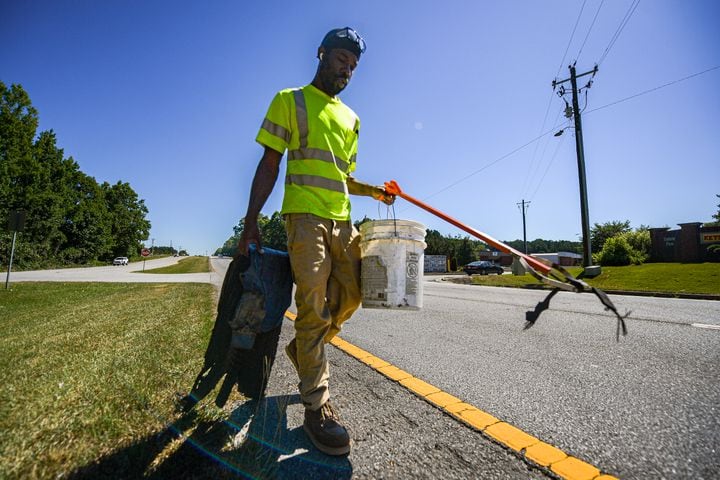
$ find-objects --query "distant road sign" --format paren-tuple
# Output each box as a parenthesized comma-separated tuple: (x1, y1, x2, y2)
(7, 210, 26, 232)
(141, 248, 150, 257)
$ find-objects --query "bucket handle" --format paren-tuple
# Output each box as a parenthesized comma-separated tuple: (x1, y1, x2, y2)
(376, 201, 399, 238)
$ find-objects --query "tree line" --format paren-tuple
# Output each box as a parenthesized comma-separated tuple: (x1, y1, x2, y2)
(215, 213, 585, 269)
(215, 199, 720, 268)
(1, 82, 150, 269)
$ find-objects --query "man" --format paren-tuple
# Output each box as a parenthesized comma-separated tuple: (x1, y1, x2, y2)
(237, 27, 394, 456)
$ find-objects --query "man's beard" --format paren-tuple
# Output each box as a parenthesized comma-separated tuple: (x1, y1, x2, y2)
(320, 69, 348, 96)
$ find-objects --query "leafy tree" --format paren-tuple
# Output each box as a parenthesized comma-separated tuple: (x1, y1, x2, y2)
(102, 181, 151, 258)
(59, 171, 112, 263)
(260, 212, 288, 251)
(353, 215, 372, 230)
(1, 82, 40, 265)
(706, 194, 720, 226)
(1, 83, 151, 268)
(590, 220, 631, 253)
(455, 237, 475, 267)
(435, 234, 487, 270)
(504, 238, 582, 254)
(424, 229, 448, 255)
(621, 227, 651, 262)
(218, 212, 288, 256)
(0, 82, 39, 214)
(26, 131, 79, 259)
(154, 246, 172, 255)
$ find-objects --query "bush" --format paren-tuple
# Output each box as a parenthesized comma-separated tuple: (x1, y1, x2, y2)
(593, 228, 650, 267)
(596, 236, 631, 266)
(620, 230, 650, 263)
(596, 236, 644, 266)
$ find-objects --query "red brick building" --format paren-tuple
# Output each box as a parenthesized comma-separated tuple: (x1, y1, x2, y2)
(649, 223, 720, 263)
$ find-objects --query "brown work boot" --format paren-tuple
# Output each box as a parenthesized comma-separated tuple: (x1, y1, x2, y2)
(303, 401, 351, 456)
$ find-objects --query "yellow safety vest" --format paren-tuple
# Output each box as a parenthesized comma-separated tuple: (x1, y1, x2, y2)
(256, 84, 359, 220)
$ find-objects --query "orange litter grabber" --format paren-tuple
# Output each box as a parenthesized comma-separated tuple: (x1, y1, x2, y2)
(384, 180, 629, 339)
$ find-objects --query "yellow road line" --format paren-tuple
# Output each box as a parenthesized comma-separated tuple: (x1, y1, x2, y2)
(283, 311, 616, 480)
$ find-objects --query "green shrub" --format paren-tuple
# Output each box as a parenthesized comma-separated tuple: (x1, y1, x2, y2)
(620, 230, 650, 263)
(596, 236, 636, 266)
(595, 229, 650, 266)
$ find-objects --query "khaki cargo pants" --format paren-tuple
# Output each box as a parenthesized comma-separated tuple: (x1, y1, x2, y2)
(284, 213, 361, 411)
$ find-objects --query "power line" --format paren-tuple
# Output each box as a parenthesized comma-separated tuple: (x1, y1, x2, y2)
(525, 0, 589, 201)
(586, 65, 720, 114)
(520, 92, 556, 198)
(522, 106, 565, 199)
(420, 64, 719, 207)
(598, 0, 640, 66)
(529, 130, 568, 202)
(411, 123, 565, 206)
(576, 0, 605, 61)
(406, 65, 718, 210)
(556, 0, 588, 78)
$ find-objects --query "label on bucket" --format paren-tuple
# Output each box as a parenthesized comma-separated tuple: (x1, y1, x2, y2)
(361, 256, 389, 301)
(405, 252, 420, 295)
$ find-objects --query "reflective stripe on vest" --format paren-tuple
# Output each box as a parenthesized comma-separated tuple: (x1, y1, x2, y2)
(288, 147, 350, 173)
(285, 174, 348, 194)
(261, 118, 290, 143)
(293, 89, 309, 148)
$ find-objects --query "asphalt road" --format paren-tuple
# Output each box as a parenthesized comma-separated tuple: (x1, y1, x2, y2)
(8, 258, 719, 478)
(5, 256, 225, 288)
(340, 280, 720, 479)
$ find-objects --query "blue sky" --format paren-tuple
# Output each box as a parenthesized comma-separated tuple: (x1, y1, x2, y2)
(2, 0, 719, 255)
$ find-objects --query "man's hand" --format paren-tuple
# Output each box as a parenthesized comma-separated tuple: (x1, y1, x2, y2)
(347, 176, 395, 204)
(237, 218, 262, 257)
(372, 186, 395, 205)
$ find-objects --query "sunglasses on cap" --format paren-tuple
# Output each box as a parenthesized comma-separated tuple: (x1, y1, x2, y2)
(334, 27, 366, 54)
(322, 27, 366, 54)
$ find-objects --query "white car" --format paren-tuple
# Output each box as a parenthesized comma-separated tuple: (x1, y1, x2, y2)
(113, 257, 129, 266)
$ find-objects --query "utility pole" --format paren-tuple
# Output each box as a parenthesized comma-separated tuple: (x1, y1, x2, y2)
(517, 200, 530, 254)
(553, 63, 601, 277)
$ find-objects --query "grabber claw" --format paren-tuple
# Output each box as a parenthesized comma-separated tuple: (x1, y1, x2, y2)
(386, 179, 629, 339)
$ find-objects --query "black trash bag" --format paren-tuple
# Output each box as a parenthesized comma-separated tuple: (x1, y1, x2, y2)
(179, 246, 293, 411)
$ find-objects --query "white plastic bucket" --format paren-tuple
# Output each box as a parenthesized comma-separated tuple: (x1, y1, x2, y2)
(359, 219, 427, 309)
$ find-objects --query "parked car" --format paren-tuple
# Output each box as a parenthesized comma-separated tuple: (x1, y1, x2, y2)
(113, 257, 129, 266)
(463, 260, 504, 275)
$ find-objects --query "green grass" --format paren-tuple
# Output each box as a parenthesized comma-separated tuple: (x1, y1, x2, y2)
(467, 262, 720, 295)
(0, 282, 229, 479)
(140, 256, 210, 274)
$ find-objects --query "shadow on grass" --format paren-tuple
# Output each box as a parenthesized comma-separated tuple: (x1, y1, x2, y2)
(67, 394, 353, 479)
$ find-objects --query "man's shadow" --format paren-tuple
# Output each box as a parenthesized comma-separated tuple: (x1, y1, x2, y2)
(68, 252, 352, 478)
(68, 394, 353, 479)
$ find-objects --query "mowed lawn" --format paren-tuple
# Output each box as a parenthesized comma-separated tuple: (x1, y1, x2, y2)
(140, 256, 211, 274)
(469, 262, 720, 295)
(0, 282, 227, 479)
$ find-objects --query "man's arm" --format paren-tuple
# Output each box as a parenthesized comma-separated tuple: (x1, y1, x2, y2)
(237, 146, 283, 255)
(347, 176, 395, 205)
